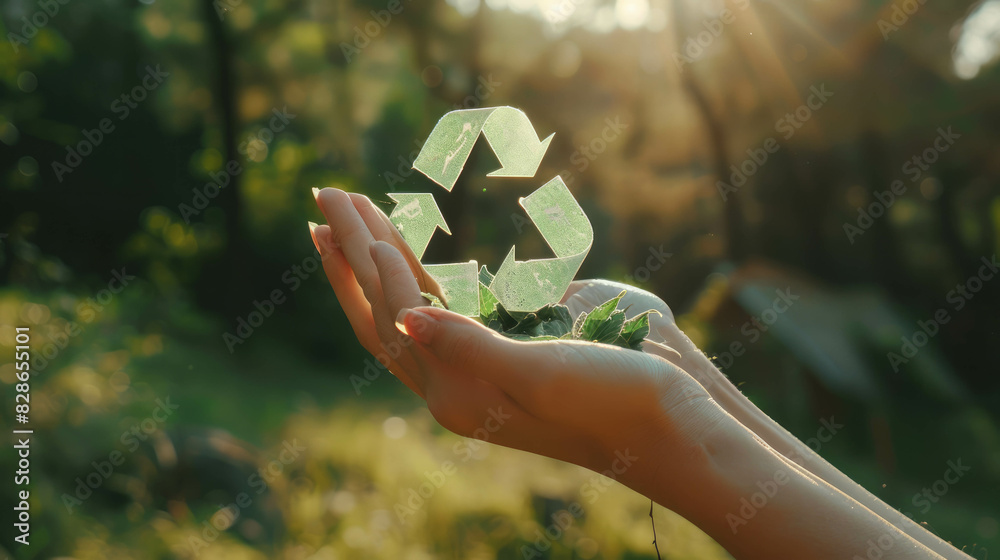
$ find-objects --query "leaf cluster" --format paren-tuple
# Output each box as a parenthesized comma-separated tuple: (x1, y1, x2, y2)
(475, 267, 658, 351)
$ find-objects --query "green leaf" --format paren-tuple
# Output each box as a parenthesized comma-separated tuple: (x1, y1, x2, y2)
(588, 310, 626, 344)
(580, 292, 624, 340)
(536, 303, 573, 327)
(618, 310, 659, 350)
(535, 307, 573, 338)
(478, 280, 499, 319)
(496, 304, 523, 330)
(479, 265, 495, 286)
(478, 289, 656, 352)
(586, 290, 627, 324)
(572, 307, 588, 338)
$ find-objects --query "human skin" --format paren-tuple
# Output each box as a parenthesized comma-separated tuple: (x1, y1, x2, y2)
(309, 187, 970, 560)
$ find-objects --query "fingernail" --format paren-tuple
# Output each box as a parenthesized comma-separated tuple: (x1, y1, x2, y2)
(312, 223, 339, 253)
(307, 221, 320, 252)
(396, 308, 436, 345)
(311, 187, 320, 200)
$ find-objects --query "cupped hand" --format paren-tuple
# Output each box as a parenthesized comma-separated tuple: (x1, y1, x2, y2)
(310, 187, 728, 494)
(564, 279, 753, 413)
(562, 279, 683, 359)
(310, 188, 969, 560)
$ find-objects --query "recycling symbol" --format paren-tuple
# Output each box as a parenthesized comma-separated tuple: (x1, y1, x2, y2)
(389, 106, 594, 316)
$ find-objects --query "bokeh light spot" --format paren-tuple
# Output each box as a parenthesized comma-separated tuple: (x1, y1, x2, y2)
(18, 156, 39, 176)
(422, 65, 444, 88)
(17, 72, 38, 93)
(382, 416, 408, 439)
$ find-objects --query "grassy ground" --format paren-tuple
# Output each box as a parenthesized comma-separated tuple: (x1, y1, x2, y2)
(0, 287, 733, 560)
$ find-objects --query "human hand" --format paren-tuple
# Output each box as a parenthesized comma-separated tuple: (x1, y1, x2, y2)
(562, 279, 826, 468)
(309, 188, 966, 559)
(310, 187, 728, 508)
(562, 279, 728, 394)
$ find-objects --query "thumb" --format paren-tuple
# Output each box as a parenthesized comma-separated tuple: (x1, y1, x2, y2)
(395, 306, 556, 389)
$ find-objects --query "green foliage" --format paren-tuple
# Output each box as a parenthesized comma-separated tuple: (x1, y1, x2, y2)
(479, 289, 660, 351)
(2, 0, 999, 556)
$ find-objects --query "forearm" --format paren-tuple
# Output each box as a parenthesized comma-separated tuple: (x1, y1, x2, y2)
(647, 323, 971, 559)
(630, 405, 946, 560)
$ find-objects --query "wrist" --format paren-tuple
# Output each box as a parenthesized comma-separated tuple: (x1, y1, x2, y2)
(605, 377, 734, 513)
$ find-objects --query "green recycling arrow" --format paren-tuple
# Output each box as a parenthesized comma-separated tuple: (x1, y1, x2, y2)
(424, 261, 479, 317)
(390, 107, 593, 318)
(412, 106, 554, 192)
(489, 176, 593, 312)
(386, 193, 480, 316)
(387, 193, 450, 259)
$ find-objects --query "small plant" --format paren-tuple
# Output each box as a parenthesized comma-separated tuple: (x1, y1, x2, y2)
(426, 266, 658, 351)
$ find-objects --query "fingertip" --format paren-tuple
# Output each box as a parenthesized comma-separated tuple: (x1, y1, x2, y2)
(313, 223, 338, 254)
(347, 191, 373, 208)
(409, 306, 500, 337)
(409, 305, 456, 320)
(315, 187, 349, 214)
(397, 307, 437, 345)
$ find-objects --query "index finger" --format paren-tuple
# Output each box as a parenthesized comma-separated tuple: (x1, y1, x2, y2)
(315, 188, 383, 309)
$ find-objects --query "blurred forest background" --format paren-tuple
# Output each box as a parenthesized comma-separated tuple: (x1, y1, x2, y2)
(1, 0, 999, 558)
